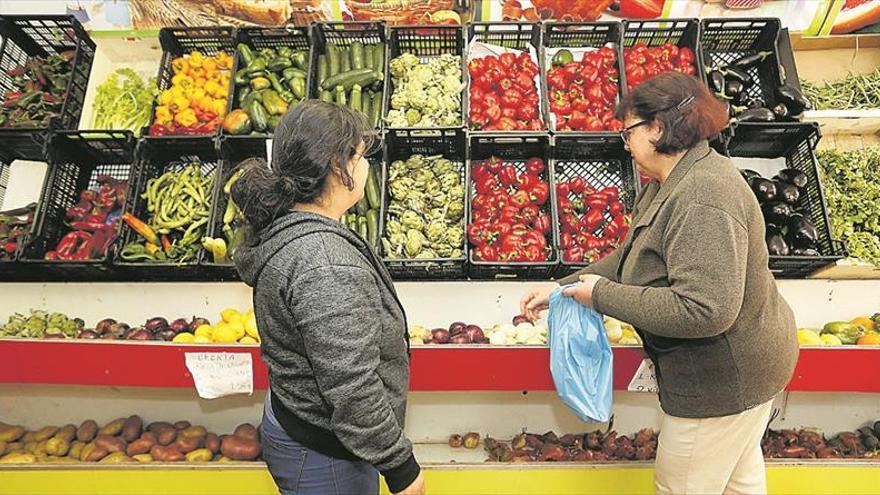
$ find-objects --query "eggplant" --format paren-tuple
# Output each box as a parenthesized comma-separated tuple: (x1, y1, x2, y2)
(786, 216, 819, 249)
(777, 182, 800, 205)
(709, 70, 725, 94)
(772, 102, 790, 120)
(747, 97, 766, 110)
(725, 79, 745, 99)
(729, 50, 774, 70)
(766, 223, 783, 236)
(775, 168, 808, 189)
(737, 107, 776, 123)
(766, 233, 790, 256)
(792, 248, 820, 256)
(752, 178, 778, 203)
(762, 201, 793, 225)
(723, 66, 753, 86)
(740, 169, 762, 184)
(776, 85, 811, 114)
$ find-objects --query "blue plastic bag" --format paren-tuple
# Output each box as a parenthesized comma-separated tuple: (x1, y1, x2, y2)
(547, 285, 613, 423)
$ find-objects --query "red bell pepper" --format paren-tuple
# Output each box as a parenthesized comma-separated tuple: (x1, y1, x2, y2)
(556, 182, 570, 201)
(560, 231, 574, 249)
(528, 181, 549, 206)
(510, 190, 531, 209)
(609, 200, 625, 216)
(569, 177, 587, 194)
(580, 209, 605, 232)
(519, 204, 539, 224)
(532, 214, 552, 235)
(560, 213, 579, 233)
(475, 175, 500, 195)
(525, 158, 544, 176)
(586, 193, 608, 211)
(498, 165, 517, 187)
(557, 197, 574, 215)
(563, 246, 585, 263)
(471, 162, 490, 182)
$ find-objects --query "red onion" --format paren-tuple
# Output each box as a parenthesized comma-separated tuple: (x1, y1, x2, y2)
(189, 317, 210, 332)
(95, 318, 116, 335)
(122, 326, 138, 339)
(158, 328, 177, 341)
(170, 318, 190, 334)
(100, 331, 118, 340)
(465, 325, 484, 342)
(450, 334, 471, 344)
(77, 330, 100, 339)
(448, 434, 464, 448)
(512, 315, 531, 326)
(431, 328, 450, 344)
(129, 329, 153, 341)
(448, 321, 467, 336)
(144, 317, 169, 333)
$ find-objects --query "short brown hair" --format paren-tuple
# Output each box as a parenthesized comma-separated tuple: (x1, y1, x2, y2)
(616, 72, 728, 155)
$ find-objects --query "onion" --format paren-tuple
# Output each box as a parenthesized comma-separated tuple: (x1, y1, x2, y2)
(465, 325, 485, 342)
(170, 318, 190, 334)
(450, 334, 470, 344)
(144, 317, 169, 333)
(77, 329, 100, 339)
(129, 329, 153, 341)
(158, 328, 177, 341)
(95, 318, 116, 335)
(189, 317, 210, 332)
(448, 321, 467, 336)
(512, 315, 531, 326)
(431, 328, 450, 344)
(100, 331, 118, 340)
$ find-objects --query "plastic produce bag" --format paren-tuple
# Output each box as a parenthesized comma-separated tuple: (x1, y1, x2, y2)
(548, 285, 613, 423)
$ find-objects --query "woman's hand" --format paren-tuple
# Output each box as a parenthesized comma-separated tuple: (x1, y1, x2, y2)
(394, 472, 426, 495)
(520, 283, 559, 321)
(562, 274, 604, 308)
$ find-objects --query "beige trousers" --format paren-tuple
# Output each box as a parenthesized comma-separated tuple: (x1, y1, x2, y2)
(655, 398, 775, 495)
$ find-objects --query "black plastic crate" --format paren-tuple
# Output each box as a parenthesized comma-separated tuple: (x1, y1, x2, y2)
(114, 137, 220, 277)
(381, 128, 468, 280)
(467, 133, 557, 279)
(146, 27, 236, 138)
(725, 122, 845, 278)
(542, 22, 625, 134)
(551, 134, 637, 278)
(385, 25, 465, 129)
(0, 15, 95, 160)
(225, 26, 311, 137)
(621, 19, 703, 93)
(308, 22, 387, 129)
(18, 131, 135, 278)
(467, 22, 546, 133)
(700, 18, 784, 117)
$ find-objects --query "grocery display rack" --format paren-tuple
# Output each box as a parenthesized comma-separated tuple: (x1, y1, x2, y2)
(0, 14, 95, 160)
(386, 25, 466, 130)
(380, 127, 468, 279)
(621, 18, 703, 92)
(725, 121, 846, 278)
(551, 134, 638, 277)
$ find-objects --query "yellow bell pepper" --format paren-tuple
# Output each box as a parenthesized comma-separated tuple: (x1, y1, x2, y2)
(154, 105, 172, 124)
(197, 95, 214, 112)
(170, 96, 190, 113)
(188, 51, 205, 69)
(204, 80, 221, 98)
(170, 86, 185, 99)
(191, 88, 207, 101)
(203, 58, 218, 73)
(159, 89, 174, 106)
(194, 77, 207, 88)
(212, 98, 228, 117)
(172, 57, 188, 74)
(190, 67, 206, 81)
(171, 73, 194, 89)
(174, 108, 198, 128)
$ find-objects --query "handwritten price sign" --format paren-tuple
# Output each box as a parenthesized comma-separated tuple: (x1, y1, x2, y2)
(185, 352, 254, 399)
(627, 359, 659, 394)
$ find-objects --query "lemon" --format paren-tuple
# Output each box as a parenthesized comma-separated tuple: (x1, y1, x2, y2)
(244, 313, 259, 339)
(226, 320, 246, 340)
(194, 324, 213, 339)
(797, 329, 823, 346)
(820, 334, 843, 346)
(238, 336, 258, 345)
(172, 332, 196, 343)
(221, 308, 242, 323)
(193, 335, 212, 344)
(212, 322, 239, 343)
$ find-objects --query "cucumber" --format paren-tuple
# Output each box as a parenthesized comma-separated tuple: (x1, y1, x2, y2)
(350, 84, 363, 113)
(366, 209, 379, 247)
(356, 196, 369, 216)
(350, 41, 365, 70)
(327, 45, 340, 77)
(374, 42, 385, 72)
(320, 68, 379, 92)
(361, 90, 372, 117)
(347, 213, 358, 231)
(335, 85, 347, 106)
(318, 54, 328, 85)
(365, 163, 381, 210)
(370, 90, 382, 128)
(320, 90, 334, 103)
(357, 216, 368, 241)
(340, 46, 351, 73)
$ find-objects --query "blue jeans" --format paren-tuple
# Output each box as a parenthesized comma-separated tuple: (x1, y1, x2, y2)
(261, 393, 379, 495)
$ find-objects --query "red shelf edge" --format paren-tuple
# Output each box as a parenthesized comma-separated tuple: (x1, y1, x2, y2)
(0, 341, 877, 393)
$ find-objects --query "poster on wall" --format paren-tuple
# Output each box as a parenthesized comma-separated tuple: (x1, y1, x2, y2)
(664, 0, 831, 34)
(818, 0, 880, 34)
(489, 0, 667, 22)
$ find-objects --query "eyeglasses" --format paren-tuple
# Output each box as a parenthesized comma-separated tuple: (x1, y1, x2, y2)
(620, 120, 648, 144)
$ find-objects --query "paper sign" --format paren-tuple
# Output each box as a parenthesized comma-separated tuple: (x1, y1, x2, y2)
(266, 139, 273, 167)
(627, 359, 659, 394)
(185, 352, 254, 399)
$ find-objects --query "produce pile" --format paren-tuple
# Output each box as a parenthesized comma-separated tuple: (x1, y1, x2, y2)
(0, 310, 84, 339)
(762, 422, 880, 459)
(816, 147, 880, 267)
(386, 53, 463, 127)
(622, 42, 696, 92)
(741, 168, 821, 257)
(119, 163, 214, 264)
(382, 154, 465, 260)
(0, 204, 36, 261)
(705, 53, 811, 122)
(409, 321, 489, 345)
(149, 50, 233, 136)
(171, 307, 260, 345)
(797, 314, 880, 346)
(203, 169, 244, 264)
(316, 40, 385, 128)
(0, 51, 74, 128)
(45, 176, 127, 261)
(604, 317, 642, 346)
(475, 428, 659, 462)
(556, 181, 630, 264)
(801, 68, 880, 110)
(91, 68, 157, 134)
(0, 417, 261, 464)
(546, 47, 622, 132)
(467, 50, 543, 131)
(344, 164, 382, 248)
(468, 156, 552, 262)
(223, 44, 308, 136)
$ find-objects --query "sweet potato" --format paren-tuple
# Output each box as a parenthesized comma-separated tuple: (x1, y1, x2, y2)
(76, 420, 98, 442)
(99, 418, 126, 437)
(173, 435, 202, 454)
(69, 441, 85, 459)
(174, 421, 192, 431)
(0, 425, 24, 443)
(80, 442, 109, 462)
(0, 452, 36, 464)
(45, 437, 70, 456)
(33, 426, 59, 442)
(149, 444, 184, 462)
(94, 434, 126, 453)
(204, 433, 220, 454)
(121, 415, 143, 442)
(185, 448, 213, 463)
(126, 436, 156, 457)
(99, 452, 136, 464)
(180, 426, 207, 440)
(233, 423, 259, 441)
(155, 425, 177, 446)
(220, 435, 261, 461)
(55, 425, 77, 443)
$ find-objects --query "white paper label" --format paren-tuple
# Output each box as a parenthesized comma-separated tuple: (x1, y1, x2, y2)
(627, 359, 659, 394)
(184, 352, 254, 399)
(266, 139, 273, 167)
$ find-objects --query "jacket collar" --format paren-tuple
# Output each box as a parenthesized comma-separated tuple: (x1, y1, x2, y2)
(633, 140, 712, 229)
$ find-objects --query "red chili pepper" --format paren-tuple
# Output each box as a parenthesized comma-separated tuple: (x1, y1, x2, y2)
(161, 234, 172, 254)
(122, 213, 160, 245)
(69, 221, 108, 232)
(55, 231, 91, 260)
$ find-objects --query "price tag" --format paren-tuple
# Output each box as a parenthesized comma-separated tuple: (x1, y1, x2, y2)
(184, 352, 254, 399)
(627, 359, 658, 394)
(266, 139, 273, 167)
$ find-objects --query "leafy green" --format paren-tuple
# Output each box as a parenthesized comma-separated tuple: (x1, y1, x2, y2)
(92, 67, 157, 134)
(816, 147, 880, 266)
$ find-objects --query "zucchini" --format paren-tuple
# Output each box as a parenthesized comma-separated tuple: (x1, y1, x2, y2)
(340, 46, 351, 73)
(327, 45, 340, 77)
(361, 90, 372, 117)
(365, 164, 381, 210)
(374, 42, 385, 72)
(350, 41, 365, 70)
(350, 84, 363, 112)
(335, 85, 347, 106)
(320, 68, 379, 92)
(318, 54, 328, 85)
(370, 91, 382, 127)
(366, 209, 379, 247)
(357, 216, 368, 241)
(356, 196, 369, 216)
(320, 90, 334, 103)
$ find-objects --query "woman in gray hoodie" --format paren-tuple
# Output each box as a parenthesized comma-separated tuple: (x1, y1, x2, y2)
(231, 101, 424, 495)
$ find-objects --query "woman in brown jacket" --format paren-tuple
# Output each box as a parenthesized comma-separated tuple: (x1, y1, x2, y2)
(521, 73, 799, 495)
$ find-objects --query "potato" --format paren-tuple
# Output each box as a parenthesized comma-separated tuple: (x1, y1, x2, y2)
(23, 442, 37, 454)
(185, 448, 213, 463)
(94, 434, 126, 453)
(132, 453, 153, 463)
(6, 442, 23, 454)
(173, 435, 202, 453)
(233, 424, 259, 441)
(76, 420, 98, 443)
(140, 431, 158, 444)
(99, 452, 136, 464)
(33, 440, 48, 456)
(215, 455, 233, 463)
(121, 415, 143, 442)
(204, 433, 220, 455)
(45, 455, 77, 464)
(98, 418, 126, 437)
(0, 440, 6, 456)
(22, 432, 37, 444)
(0, 425, 24, 443)
(0, 452, 36, 464)
(149, 444, 184, 462)
(45, 437, 70, 456)
(155, 426, 177, 446)
(33, 426, 59, 442)
(69, 441, 85, 459)
(147, 421, 173, 433)
(126, 436, 156, 457)
(33, 453, 48, 463)
(180, 426, 207, 440)
(55, 425, 77, 443)
(174, 420, 192, 431)
(80, 442, 109, 462)
(221, 435, 261, 461)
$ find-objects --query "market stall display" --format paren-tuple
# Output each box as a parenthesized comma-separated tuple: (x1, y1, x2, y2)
(91, 68, 157, 135)
(621, 19, 700, 91)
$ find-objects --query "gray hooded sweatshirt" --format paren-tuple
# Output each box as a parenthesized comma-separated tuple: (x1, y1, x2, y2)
(235, 211, 419, 492)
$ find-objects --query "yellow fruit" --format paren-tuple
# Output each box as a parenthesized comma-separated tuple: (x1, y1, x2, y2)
(194, 325, 213, 339)
(221, 308, 242, 323)
(797, 329, 823, 346)
(244, 313, 258, 339)
(856, 333, 880, 346)
(212, 323, 239, 344)
(820, 334, 843, 346)
(193, 335, 212, 344)
(172, 332, 196, 344)
(238, 336, 258, 345)
(850, 317, 876, 333)
(227, 321, 246, 340)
